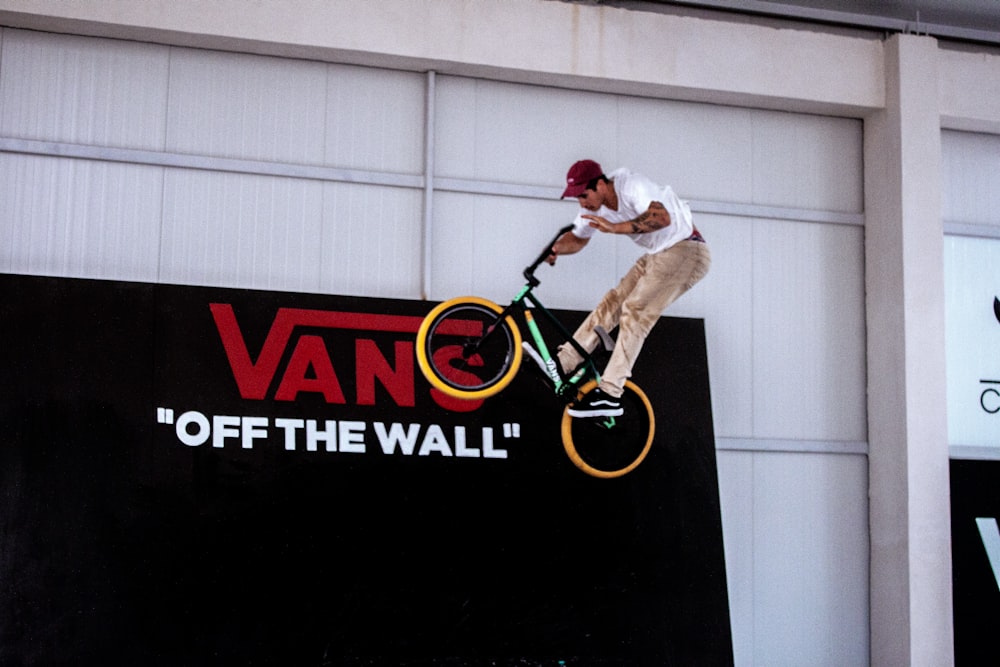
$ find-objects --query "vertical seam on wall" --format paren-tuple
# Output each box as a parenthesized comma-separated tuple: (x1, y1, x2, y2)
(750, 451, 757, 663)
(320, 62, 331, 293)
(421, 70, 436, 301)
(157, 45, 173, 285)
(750, 112, 759, 441)
(0, 27, 6, 125)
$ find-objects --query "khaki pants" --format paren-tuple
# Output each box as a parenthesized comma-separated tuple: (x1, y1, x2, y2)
(557, 239, 711, 397)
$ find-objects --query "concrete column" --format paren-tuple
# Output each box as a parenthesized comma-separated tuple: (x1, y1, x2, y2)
(864, 34, 953, 666)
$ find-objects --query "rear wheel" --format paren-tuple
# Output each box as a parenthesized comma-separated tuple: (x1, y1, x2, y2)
(415, 296, 522, 400)
(561, 380, 655, 478)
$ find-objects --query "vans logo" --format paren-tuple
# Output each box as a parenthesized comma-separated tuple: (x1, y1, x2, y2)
(210, 303, 482, 413)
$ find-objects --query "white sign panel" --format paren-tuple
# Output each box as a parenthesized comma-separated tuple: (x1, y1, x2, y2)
(946, 235, 1000, 453)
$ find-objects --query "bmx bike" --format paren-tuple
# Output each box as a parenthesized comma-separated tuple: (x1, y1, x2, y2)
(415, 225, 655, 479)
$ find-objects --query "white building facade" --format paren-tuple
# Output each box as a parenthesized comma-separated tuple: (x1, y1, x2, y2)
(1, 1, 998, 664)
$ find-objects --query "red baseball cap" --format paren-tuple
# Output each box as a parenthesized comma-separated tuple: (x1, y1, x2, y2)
(561, 159, 603, 198)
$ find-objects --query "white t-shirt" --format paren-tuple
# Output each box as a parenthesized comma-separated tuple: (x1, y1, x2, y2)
(570, 167, 694, 254)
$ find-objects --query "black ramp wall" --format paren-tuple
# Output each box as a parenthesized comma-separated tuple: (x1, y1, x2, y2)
(0, 273, 732, 666)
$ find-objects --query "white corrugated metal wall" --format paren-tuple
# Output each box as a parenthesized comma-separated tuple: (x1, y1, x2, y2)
(0, 28, 869, 665)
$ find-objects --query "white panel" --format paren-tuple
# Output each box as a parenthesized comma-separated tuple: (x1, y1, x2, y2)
(160, 169, 324, 292)
(0, 29, 169, 149)
(434, 77, 619, 187)
(166, 48, 327, 164)
(751, 111, 863, 214)
(320, 182, 423, 299)
(673, 214, 755, 439)
(430, 192, 620, 309)
(427, 191, 477, 299)
(434, 77, 862, 218)
(752, 452, 869, 666)
(617, 98, 754, 205)
(716, 450, 755, 667)
(0, 154, 162, 281)
(753, 220, 866, 441)
(942, 130, 1000, 227)
(432, 78, 479, 181)
(944, 235, 1000, 448)
(325, 64, 425, 174)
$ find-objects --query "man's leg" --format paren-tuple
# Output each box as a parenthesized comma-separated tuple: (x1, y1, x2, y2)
(599, 240, 711, 397)
(557, 259, 645, 374)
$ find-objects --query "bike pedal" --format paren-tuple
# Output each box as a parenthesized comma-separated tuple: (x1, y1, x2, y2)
(589, 416, 617, 430)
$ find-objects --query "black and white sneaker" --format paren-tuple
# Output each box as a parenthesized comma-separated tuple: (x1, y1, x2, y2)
(567, 388, 623, 418)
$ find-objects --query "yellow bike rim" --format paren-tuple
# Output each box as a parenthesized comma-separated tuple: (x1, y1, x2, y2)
(561, 379, 655, 478)
(415, 296, 523, 401)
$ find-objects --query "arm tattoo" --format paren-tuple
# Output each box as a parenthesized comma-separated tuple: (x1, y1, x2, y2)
(629, 201, 671, 233)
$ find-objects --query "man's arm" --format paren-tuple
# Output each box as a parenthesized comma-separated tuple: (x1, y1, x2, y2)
(546, 230, 589, 264)
(585, 200, 671, 234)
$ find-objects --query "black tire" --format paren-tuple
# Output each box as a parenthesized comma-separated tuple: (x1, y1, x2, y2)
(561, 380, 655, 478)
(415, 297, 523, 400)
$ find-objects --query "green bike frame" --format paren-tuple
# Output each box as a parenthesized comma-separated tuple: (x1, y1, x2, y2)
(503, 281, 599, 400)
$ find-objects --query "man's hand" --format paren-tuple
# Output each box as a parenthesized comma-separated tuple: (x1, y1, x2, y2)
(548, 230, 589, 263)
(583, 214, 624, 234)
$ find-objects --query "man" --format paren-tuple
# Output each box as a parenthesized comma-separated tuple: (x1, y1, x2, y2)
(550, 159, 711, 417)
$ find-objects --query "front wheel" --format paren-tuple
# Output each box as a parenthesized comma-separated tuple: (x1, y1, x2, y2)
(415, 296, 523, 400)
(561, 380, 655, 478)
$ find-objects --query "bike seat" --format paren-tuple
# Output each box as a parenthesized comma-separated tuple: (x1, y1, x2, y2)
(594, 326, 615, 352)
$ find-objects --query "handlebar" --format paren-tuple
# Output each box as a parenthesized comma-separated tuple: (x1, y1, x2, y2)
(523, 224, 575, 285)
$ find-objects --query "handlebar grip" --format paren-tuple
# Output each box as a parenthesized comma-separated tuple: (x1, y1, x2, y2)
(524, 224, 577, 283)
(554, 223, 576, 239)
(543, 224, 575, 260)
